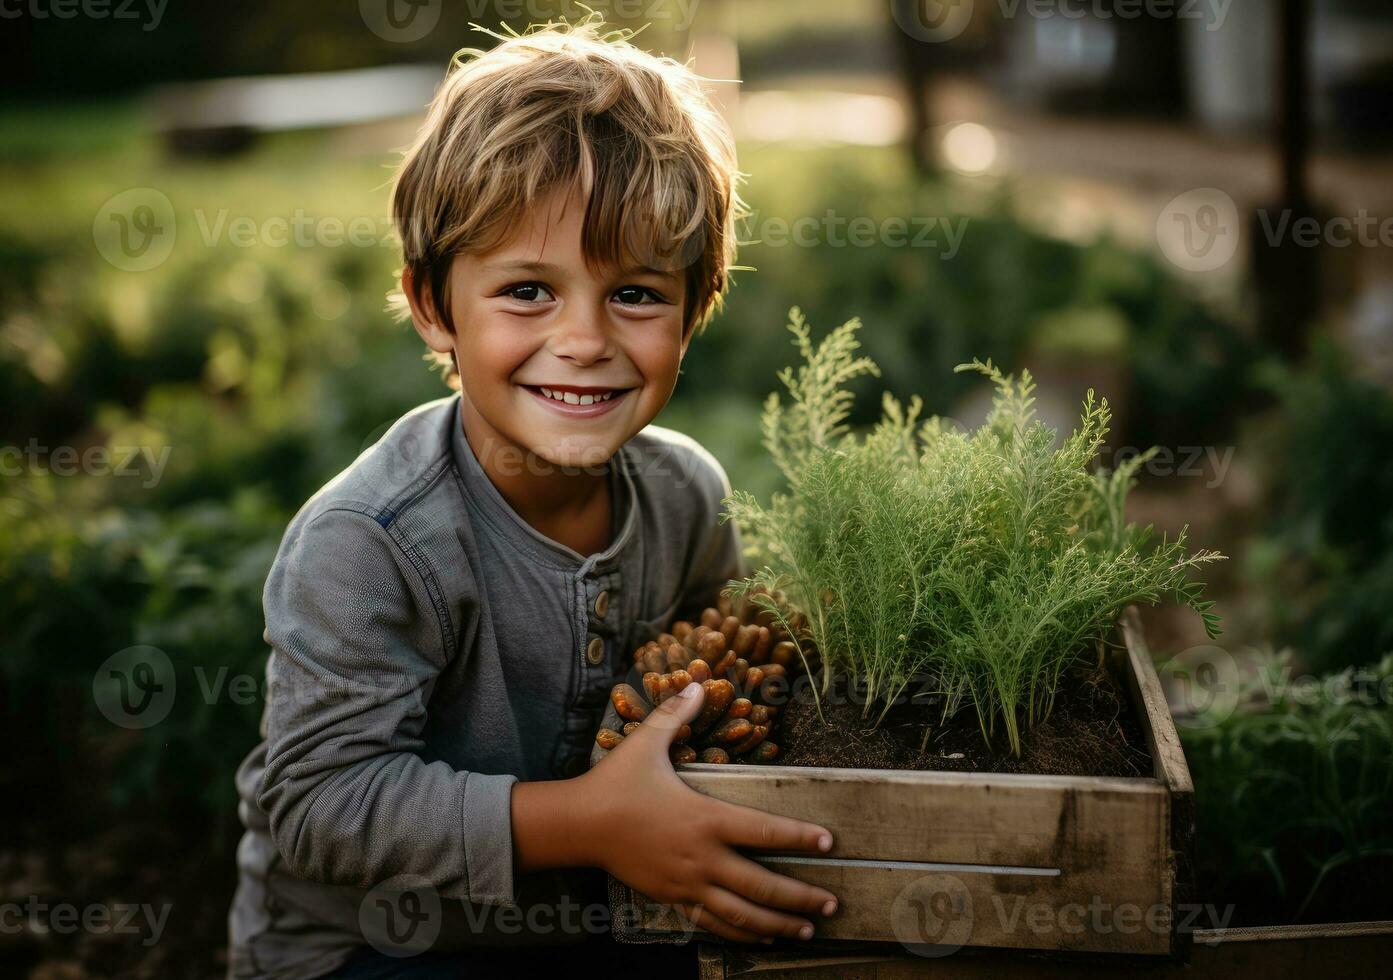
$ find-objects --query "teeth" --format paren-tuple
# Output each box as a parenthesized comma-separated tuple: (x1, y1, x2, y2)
(534, 386, 620, 404)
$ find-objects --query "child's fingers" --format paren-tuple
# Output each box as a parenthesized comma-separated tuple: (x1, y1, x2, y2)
(675, 903, 765, 945)
(714, 852, 838, 919)
(698, 884, 816, 940)
(634, 680, 705, 744)
(715, 803, 834, 855)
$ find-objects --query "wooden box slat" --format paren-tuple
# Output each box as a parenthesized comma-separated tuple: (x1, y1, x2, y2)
(699, 921, 1393, 978)
(1118, 608, 1195, 956)
(674, 767, 1166, 872)
(1119, 610, 1192, 797)
(644, 857, 1170, 954)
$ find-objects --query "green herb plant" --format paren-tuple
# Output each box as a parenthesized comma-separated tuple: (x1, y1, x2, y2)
(1183, 651, 1393, 921)
(723, 309, 1224, 755)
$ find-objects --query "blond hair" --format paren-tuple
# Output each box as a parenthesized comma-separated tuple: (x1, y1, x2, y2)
(390, 17, 744, 386)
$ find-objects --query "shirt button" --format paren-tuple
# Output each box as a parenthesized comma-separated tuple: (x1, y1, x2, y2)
(594, 590, 610, 619)
(586, 635, 605, 666)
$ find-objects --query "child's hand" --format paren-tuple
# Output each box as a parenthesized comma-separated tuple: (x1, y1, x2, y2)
(581, 682, 839, 943)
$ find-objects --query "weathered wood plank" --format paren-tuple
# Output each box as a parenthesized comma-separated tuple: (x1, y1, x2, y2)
(675, 766, 1167, 873)
(1193, 920, 1393, 943)
(1119, 608, 1193, 798)
(641, 856, 1171, 953)
(1118, 607, 1195, 957)
(700, 920, 1393, 978)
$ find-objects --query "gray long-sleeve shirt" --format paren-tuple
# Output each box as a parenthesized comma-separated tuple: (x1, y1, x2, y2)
(228, 395, 745, 979)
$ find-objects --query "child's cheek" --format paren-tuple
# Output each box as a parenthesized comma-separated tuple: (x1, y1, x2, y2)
(636, 323, 685, 391)
(464, 320, 535, 385)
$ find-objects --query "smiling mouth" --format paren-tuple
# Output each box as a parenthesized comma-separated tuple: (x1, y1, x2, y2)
(521, 384, 635, 416)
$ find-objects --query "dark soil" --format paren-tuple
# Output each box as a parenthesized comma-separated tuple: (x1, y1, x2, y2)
(775, 665, 1153, 777)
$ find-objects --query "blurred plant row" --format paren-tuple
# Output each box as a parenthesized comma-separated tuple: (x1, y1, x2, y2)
(2, 117, 1391, 924)
(1183, 651, 1393, 924)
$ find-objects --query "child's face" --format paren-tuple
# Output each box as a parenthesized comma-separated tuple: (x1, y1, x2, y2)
(411, 185, 691, 470)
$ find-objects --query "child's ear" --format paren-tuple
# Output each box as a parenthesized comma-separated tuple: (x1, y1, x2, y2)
(402, 266, 454, 354)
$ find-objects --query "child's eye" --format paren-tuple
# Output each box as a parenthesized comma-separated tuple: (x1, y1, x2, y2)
(501, 282, 554, 303)
(613, 285, 666, 306)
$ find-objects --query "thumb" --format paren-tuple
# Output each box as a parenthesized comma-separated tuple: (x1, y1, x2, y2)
(639, 681, 705, 745)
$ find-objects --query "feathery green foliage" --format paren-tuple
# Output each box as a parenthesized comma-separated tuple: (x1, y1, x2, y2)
(724, 310, 1224, 754)
(1183, 651, 1393, 920)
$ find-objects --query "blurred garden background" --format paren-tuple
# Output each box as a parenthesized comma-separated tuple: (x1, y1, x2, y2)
(3, 1, 1393, 976)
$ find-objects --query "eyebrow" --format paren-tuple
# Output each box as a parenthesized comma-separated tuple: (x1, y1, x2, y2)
(483, 258, 678, 281)
(484, 260, 562, 275)
(619, 264, 679, 280)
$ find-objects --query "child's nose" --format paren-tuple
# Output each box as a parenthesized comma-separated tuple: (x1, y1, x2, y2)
(546, 307, 613, 365)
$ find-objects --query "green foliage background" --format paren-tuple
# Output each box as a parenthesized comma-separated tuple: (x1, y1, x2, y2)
(1182, 652, 1393, 924)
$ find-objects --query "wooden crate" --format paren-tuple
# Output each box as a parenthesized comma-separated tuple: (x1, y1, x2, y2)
(695, 921, 1393, 978)
(591, 609, 1194, 956)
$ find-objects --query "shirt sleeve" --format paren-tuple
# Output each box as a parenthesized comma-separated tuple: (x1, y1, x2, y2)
(674, 445, 752, 616)
(255, 507, 518, 907)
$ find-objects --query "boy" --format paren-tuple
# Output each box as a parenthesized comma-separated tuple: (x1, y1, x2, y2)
(228, 20, 838, 979)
